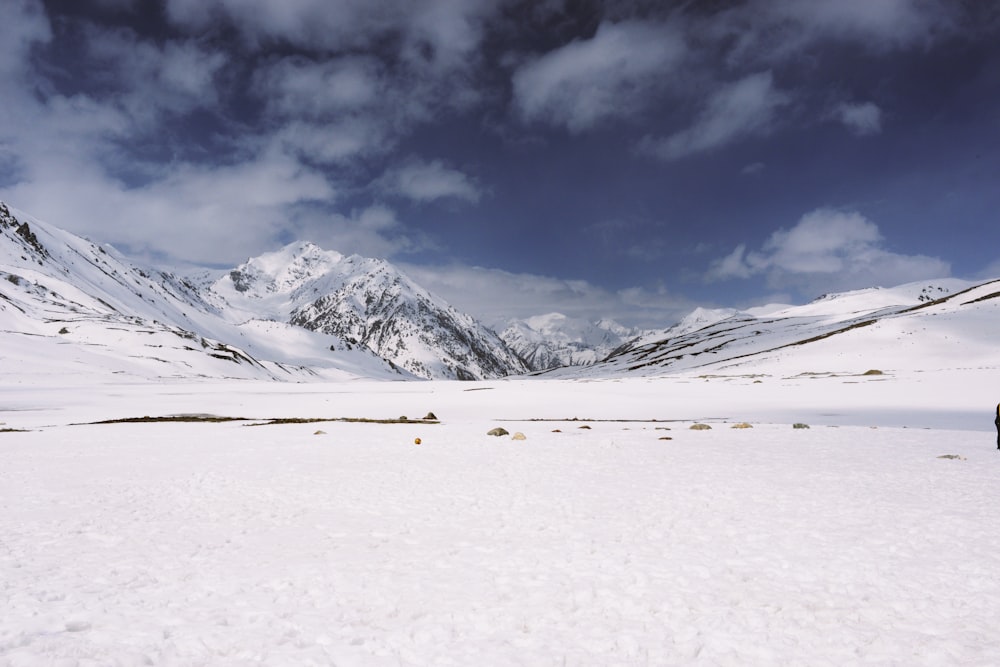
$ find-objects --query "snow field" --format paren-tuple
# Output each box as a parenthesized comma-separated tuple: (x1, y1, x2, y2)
(3, 406, 1000, 665)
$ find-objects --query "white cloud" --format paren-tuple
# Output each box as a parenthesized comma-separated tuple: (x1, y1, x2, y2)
(400, 263, 694, 329)
(0, 0, 51, 78)
(272, 119, 389, 164)
(715, 0, 959, 65)
(708, 209, 950, 292)
(640, 71, 789, 161)
(512, 20, 686, 132)
(711, 244, 754, 280)
(165, 0, 495, 71)
(0, 149, 335, 265)
(291, 204, 428, 260)
(769, 0, 955, 49)
(834, 101, 882, 136)
(380, 160, 482, 204)
(81, 28, 228, 125)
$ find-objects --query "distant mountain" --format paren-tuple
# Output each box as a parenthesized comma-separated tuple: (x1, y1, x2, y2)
(0, 202, 405, 383)
(197, 242, 528, 380)
(499, 313, 645, 371)
(616, 307, 738, 353)
(6, 200, 998, 385)
(544, 278, 1000, 378)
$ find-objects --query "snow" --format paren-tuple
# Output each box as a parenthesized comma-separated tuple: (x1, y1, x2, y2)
(499, 313, 641, 370)
(3, 373, 1000, 665)
(4, 201, 1000, 663)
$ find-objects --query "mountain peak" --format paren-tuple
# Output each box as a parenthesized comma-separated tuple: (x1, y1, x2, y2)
(222, 241, 345, 297)
(500, 313, 646, 371)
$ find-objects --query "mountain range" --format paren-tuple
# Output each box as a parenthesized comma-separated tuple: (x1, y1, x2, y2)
(499, 313, 643, 371)
(3, 201, 998, 384)
(195, 242, 527, 380)
(547, 278, 1000, 379)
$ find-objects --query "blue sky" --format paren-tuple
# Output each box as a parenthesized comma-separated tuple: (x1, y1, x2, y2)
(1, 1, 998, 328)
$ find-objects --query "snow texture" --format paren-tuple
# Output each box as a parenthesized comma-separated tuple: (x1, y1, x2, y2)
(4, 200, 1000, 665)
(2, 374, 1000, 665)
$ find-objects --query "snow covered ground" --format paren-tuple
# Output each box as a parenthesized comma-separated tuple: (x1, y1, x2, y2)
(3, 372, 1000, 665)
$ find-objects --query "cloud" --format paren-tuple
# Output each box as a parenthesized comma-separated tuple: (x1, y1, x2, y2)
(79, 27, 229, 126)
(834, 101, 882, 136)
(164, 0, 496, 72)
(400, 263, 694, 329)
(379, 160, 482, 204)
(708, 208, 950, 292)
(714, 0, 960, 65)
(639, 71, 789, 161)
(768, 0, 956, 49)
(254, 56, 382, 118)
(0, 0, 498, 271)
(290, 203, 433, 260)
(0, 0, 51, 78)
(271, 119, 390, 165)
(976, 258, 1000, 281)
(512, 20, 686, 132)
(0, 149, 335, 265)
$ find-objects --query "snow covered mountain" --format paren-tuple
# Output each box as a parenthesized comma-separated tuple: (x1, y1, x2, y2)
(499, 313, 644, 370)
(5, 200, 998, 385)
(197, 243, 528, 380)
(614, 307, 739, 353)
(0, 203, 404, 383)
(546, 278, 1000, 378)
(1, 202, 526, 382)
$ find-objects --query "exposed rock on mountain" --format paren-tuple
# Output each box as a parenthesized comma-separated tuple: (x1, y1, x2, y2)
(0, 203, 403, 382)
(500, 313, 644, 371)
(546, 278, 994, 378)
(202, 243, 528, 380)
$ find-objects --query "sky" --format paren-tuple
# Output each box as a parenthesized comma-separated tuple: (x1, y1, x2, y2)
(1, 0, 998, 329)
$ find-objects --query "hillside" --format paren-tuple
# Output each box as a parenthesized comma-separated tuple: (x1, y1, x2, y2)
(0, 203, 404, 383)
(499, 313, 642, 370)
(199, 242, 528, 380)
(545, 278, 1000, 378)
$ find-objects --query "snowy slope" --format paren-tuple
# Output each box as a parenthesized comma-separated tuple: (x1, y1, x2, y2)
(618, 307, 739, 352)
(5, 200, 998, 386)
(202, 242, 528, 380)
(547, 278, 1000, 378)
(499, 313, 644, 370)
(0, 203, 404, 383)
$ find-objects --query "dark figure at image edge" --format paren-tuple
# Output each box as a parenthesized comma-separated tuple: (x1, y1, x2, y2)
(995, 403, 1000, 450)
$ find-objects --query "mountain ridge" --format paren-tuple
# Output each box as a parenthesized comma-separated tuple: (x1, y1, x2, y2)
(499, 313, 645, 371)
(203, 241, 528, 380)
(3, 200, 998, 385)
(1, 203, 527, 382)
(544, 277, 999, 379)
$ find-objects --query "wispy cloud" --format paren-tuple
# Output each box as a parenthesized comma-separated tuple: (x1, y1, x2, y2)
(0, 0, 51, 78)
(512, 21, 685, 132)
(400, 263, 695, 329)
(638, 71, 789, 161)
(1, 149, 335, 265)
(834, 101, 883, 136)
(715, 0, 960, 64)
(379, 160, 483, 204)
